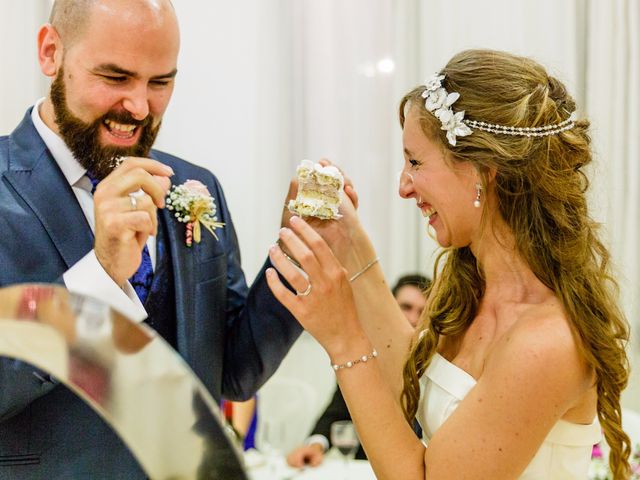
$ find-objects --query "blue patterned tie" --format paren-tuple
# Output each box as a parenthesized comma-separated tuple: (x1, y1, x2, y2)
(87, 172, 154, 304)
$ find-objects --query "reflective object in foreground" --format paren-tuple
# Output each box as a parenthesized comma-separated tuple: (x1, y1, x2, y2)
(0, 284, 248, 480)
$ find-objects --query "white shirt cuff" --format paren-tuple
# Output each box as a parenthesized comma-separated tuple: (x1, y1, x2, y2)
(63, 250, 148, 323)
(304, 434, 329, 452)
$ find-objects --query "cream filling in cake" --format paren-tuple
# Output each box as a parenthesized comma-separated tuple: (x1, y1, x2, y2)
(287, 159, 344, 220)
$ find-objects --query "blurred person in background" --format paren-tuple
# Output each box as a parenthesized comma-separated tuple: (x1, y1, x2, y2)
(392, 274, 429, 328)
(221, 397, 258, 450)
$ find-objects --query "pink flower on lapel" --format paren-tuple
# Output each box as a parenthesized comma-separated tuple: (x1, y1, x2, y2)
(166, 179, 224, 247)
(183, 179, 211, 197)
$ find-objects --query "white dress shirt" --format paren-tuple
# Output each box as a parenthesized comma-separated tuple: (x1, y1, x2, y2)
(31, 99, 152, 322)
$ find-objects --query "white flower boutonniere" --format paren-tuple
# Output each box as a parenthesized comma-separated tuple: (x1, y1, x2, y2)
(166, 179, 225, 247)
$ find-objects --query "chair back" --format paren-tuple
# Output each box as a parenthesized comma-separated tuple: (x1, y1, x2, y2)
(256, 377, 319, 453)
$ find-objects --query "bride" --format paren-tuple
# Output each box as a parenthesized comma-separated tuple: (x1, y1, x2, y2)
(266, 49, 631, 479)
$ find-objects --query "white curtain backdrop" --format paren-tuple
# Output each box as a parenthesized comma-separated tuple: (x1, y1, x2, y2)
(0, 0, 638, 450)
(155, 1, 296, 282)
(585, 0, 640, 410)
(0, 0, 49, 133)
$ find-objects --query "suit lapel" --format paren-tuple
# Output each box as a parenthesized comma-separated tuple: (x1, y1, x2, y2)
(161, 203, 194, 358)
(2, 111, 93, 269)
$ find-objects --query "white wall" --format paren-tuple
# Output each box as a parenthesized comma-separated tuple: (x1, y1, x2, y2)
(155, 0, 295, 283)
(0, 0, 49, 133)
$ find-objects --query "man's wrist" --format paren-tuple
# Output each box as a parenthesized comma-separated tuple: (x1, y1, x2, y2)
(63, 249, 147, 322)
(339, 233, 377, 277)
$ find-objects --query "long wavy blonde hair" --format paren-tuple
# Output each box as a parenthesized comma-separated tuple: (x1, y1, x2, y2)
(399, 49, 631, 479)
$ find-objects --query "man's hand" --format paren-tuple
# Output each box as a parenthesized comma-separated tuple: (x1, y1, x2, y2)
(286, 443, 325, 468)
(93, 157, 173, 287)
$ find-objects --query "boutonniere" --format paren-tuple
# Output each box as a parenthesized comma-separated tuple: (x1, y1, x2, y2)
(166, 179, 225, 247)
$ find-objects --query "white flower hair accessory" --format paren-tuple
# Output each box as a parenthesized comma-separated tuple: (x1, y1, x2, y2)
(421, 72, 578, 146)
(421, 73, 472, 146)
(166, 180, 224, 247)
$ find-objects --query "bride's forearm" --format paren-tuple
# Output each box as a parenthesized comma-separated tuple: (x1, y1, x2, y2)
(351, 264, 414, 396)
(298, 212, 416, 396)
(333, 342, 426, 480)
(342, 231, 415, 396)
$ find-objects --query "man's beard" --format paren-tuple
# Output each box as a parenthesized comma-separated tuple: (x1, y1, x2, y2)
(50, 67, 161, 180)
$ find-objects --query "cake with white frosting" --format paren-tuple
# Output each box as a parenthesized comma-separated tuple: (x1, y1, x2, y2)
(288, 160, 344, 220)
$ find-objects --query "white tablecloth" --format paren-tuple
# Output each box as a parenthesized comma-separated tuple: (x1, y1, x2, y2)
(246, 450, 376, 480)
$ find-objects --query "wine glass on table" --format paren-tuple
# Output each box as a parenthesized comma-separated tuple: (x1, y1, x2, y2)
(330, 420, 360, 478)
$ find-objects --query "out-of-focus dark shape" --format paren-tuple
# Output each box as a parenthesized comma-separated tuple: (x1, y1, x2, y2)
(0, 284, 248, 479)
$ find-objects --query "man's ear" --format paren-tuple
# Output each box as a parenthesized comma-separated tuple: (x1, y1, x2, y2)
(37, 24, 64, 78)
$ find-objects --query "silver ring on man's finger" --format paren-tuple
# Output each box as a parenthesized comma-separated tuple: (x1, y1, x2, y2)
(128, 189, 145, 211)
(296, 283, 312, 297)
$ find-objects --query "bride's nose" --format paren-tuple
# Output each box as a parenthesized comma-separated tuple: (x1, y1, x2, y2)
(398, 169, 415, 199)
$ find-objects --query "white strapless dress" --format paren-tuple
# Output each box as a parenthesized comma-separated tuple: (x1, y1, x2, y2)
(417, 353, 601, 479)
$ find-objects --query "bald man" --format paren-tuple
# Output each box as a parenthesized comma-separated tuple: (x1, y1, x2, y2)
(0, 1, 301, 477)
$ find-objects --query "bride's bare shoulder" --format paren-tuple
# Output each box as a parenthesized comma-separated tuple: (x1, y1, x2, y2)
(488, 301, 593, 393)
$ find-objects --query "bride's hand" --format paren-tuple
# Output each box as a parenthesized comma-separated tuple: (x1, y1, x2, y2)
(317, 158, 359, 209)
(279, 159, 373, 276)
(279, 158, 358, 231)
(266, 216, 365, 355)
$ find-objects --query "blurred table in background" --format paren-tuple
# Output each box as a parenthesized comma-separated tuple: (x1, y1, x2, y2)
(246, 450, 376, 480)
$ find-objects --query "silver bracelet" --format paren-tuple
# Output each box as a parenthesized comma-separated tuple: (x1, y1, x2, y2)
(332, 349, 378, 371)
(348, 257, 379, 282)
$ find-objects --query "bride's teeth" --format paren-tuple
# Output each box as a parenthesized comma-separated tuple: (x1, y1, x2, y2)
(423, 207, 437, 218)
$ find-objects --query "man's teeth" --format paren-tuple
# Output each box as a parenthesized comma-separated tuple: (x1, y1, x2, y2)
(104, 119, 136, 133)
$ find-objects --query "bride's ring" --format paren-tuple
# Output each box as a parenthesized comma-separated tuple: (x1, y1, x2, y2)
(296, 283, 312, 297)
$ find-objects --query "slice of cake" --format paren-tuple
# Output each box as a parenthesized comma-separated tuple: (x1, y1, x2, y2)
(288, 159, 344, 220)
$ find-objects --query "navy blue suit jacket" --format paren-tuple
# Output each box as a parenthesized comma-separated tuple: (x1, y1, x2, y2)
(0, 109, 302, 478)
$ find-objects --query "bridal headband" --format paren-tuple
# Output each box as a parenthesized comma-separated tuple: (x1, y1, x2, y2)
(421, 73, 577, 146)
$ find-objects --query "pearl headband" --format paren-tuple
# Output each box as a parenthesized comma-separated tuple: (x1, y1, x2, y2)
(421, 73, 576, 146)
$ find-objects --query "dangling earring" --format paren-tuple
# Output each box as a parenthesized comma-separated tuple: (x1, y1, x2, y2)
(473, 183, 482, 208)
